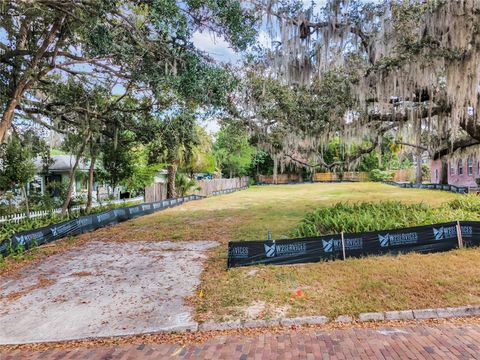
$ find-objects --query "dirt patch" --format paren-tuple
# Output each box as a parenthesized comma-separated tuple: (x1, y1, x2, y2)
(71, 271, 92, 277)
(0, 276, 54, 302)
(0, 240, 217, 345)
(243, 301, 266, 318)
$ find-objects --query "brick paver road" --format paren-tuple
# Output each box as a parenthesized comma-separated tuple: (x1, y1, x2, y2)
(2, 322, 480, 359)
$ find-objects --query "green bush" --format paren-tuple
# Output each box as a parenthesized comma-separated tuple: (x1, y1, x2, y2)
(447, 194, 480, 213)
(422, 164, 430, 180)
(369, 169, 393, 182)
(293, 199, 480, 237)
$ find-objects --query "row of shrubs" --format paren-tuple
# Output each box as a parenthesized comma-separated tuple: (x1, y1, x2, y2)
(368, 165, 430, 182)
(293, 195, 480, 237)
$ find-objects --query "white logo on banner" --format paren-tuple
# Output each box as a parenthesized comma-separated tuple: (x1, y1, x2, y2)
(322, 239, 333, 253)
(264, 242, 276, 257)
(378, 232, 418, 247)
(323, 238, 363, 252)
(264, 241, 307, 258)
(432, 226, 457, 240)
(229, 246, 249, 259)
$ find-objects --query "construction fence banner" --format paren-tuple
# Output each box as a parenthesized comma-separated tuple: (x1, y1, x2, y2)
(0, 186, 248, 256)
(0, 195, 200, 256)
(383, 181, 468, 194)
(227, 221, 480, 268)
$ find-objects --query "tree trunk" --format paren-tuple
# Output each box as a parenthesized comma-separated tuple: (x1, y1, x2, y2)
(0, 90, 24, 144)
(416, 150, 423, 184)
(415, 118, 423, 184)
(86, 154, 96, 212)
(61, 134, 90, 214)
(21, 185, 30, 218)
(440, 158, 448, 185)
(273, 155, 278, 184)
(167, 163, 177, 199)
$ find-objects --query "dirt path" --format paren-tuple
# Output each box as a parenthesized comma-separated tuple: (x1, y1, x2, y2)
(0, 241, 217, 345)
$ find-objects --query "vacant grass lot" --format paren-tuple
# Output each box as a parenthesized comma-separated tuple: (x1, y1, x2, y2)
(5, 182, 480, 322)
(77, 182, 461, 243)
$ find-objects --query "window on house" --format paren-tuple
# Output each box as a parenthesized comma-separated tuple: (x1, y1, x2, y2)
(458, 159, 463, 175)
(450, 161, 455, 175)
(468, 157, 473, 176)
(435, 169, 438, 181)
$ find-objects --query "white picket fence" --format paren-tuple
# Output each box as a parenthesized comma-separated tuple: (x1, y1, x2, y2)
(0, 196, 144, 224)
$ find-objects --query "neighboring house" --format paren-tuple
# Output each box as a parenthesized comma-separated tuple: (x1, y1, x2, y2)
(31, 155, 97, 199)
(153, 169, 168, 184)
(430, 149, 480, 188)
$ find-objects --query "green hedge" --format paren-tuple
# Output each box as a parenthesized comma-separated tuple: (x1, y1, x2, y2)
(293, 196, 480, 237)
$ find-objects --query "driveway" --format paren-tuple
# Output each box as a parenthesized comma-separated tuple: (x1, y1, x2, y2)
(0, 240, 217, 345)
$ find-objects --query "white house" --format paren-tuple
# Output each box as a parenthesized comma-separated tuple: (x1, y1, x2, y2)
(30, 155, 98, 199)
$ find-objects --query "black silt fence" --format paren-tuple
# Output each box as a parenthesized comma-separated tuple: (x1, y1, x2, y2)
(0, 186, 249, 256)
(383, 181, 468, 194)
(0, 195, 201, 256)
(227, 221, 478, 268)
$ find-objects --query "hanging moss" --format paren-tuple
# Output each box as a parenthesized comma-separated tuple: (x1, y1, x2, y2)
(250, 0, 479, 168)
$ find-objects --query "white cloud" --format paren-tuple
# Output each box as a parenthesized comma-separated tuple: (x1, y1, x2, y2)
(192, 31, 241, 64)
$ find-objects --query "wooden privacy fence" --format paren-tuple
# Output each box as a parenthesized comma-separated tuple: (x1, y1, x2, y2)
(192, 177, 249, 197)
(392, 168, 415, 182)
(257, 174, 300, 184)
(257, 168, 418, 184)
(144, 183, 167, 203)
(145, 177, 249, 202)
(313, 172, 370, 182)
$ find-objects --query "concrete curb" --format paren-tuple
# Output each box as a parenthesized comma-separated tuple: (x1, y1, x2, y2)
(3, 305, 480, 345)
(195, 305, 480, 332)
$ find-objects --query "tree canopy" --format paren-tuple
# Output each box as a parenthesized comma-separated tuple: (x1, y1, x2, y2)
(0, 0, 257, 201)
(233, 0, 480, 175)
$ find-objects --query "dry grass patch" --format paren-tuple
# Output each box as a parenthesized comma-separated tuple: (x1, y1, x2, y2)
(193, 247, 480, 322)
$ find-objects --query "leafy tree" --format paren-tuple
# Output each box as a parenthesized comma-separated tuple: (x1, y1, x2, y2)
(357, 151, 380, 173)
(0, 135, 35, 214)
(122, 146, 161, 194)
(0, 0, 256, 143)
(183, 126, 217, 176)
(214, 123, 254, 178)
(148, 112, 199, 198)
(100, 131, 136, 197)
(244, 1, 480, 181)
(250, 150, 274, 176)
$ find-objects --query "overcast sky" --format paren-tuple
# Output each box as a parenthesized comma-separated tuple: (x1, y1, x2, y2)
(192, 0, 323, 133)
(192, 0, 326, 64)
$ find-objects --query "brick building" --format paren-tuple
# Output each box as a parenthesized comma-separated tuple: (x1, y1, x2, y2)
(430, 149, 480, 188)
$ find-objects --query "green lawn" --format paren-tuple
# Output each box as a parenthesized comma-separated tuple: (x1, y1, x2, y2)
(5, 182, 480, 322)
(83, 182, 460, 243)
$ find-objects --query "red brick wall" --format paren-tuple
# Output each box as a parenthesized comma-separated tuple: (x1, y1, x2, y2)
(431, 157, 479, 187)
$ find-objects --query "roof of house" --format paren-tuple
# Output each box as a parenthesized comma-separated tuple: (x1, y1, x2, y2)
(34, 155, 91, 173)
